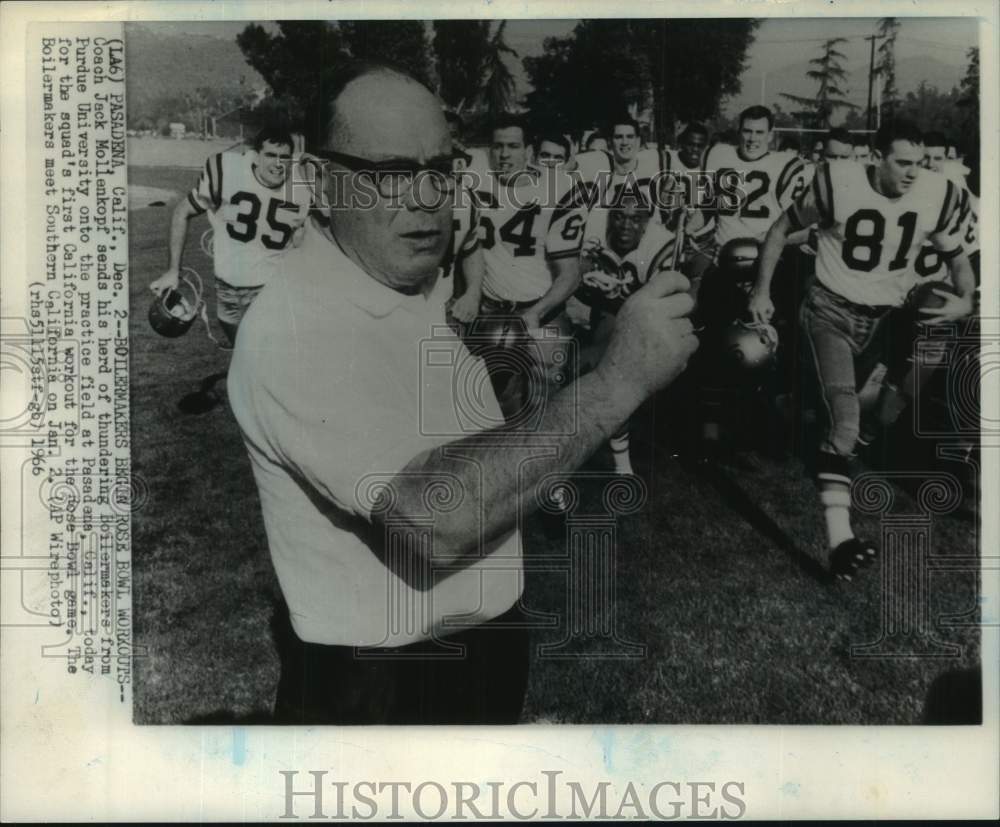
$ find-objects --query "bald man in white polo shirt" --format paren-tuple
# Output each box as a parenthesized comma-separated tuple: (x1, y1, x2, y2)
(229, 61, 699, 724)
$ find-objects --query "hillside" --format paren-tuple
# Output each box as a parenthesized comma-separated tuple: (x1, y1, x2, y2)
(726, 54, 966, 121)
(124, 24, 266, 126)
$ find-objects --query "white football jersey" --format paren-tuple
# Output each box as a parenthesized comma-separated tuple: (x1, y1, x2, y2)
(662, 148, 708, 203)
(573, 148, 667, 219)
(579, 220, 677, 311)
(790, 162, 963, 307)
(190, 151, 312, 288)
(442, 192, 481, 281)
(913, 185, 979, 282)
(704, 145, 810, 244)
(472, 169, 587, 303)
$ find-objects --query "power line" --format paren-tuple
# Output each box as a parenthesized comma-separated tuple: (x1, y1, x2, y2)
(753, 34, 973, 54)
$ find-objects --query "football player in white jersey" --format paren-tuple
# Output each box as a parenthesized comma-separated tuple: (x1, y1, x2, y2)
(788, 128, 854, 254)
(472, 116, 587, 422)
(916, 132, 979, 280)
(691, 109, 807, 460)
(584, 132, 608, 152)
(705, 106, 811, 249)
(661, 123, 715, 275)
(852, 138, 873, 166)
(576, 195, 679, 475)
(853, 132, 981, 449)
(749, 120, 976, 580)
(573, 115, 666, 224)
(533, 131, 572, 170)
(150, 127, 311, 347)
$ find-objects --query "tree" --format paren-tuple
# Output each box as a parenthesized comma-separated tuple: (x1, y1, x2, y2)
(894, 82, 963, 134)
(523, 21, 649, 134)
(431, 20, 492, 110)
(957, 47, 979, 159)
(645, 19, 759, 149)
(480, 21, 518, 119)
(236, 21, 350, 128)
(523, 19, 757, 142)
(339, 21, 432, 86)
(780, 37, 859, 129)
(875, 17, 901, 123)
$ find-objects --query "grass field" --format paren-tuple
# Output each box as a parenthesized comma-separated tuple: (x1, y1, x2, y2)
(129, 164, 981, 725)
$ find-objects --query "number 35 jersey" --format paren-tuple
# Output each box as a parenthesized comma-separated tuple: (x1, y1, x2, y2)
(471, 169, 587, 303)
(188, 151, 313, 288)
(789, 162, 962, 307)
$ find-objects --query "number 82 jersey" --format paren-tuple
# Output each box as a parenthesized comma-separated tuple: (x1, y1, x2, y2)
(789, 162, 962, 307)
(189, 150, 312, 288)
(705, 144, 809, 245)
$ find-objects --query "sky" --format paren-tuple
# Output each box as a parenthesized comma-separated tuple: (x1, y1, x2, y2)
(744, 17, 976, 75)
(149, 16, 978, 104)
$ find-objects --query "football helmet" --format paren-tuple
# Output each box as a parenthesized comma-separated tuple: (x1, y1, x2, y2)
(576, 238, 630, 309)
(148, 268, 204, 338)
(723, 320, 778, 371)
(460, 314, 528, 357)
(199, 228, 215, 259)
(717, 237, 761, 288)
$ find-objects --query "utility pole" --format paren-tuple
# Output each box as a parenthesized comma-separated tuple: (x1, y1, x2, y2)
(864, 34, 882, 132)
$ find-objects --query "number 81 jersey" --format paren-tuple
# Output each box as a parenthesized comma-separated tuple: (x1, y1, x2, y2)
(790, 162, 962, 307)
(188, 150, 312, 288)
(472, 169, 587, 303)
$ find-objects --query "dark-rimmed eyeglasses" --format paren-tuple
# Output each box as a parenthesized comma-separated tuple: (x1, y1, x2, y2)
(309, 149, 460, 197)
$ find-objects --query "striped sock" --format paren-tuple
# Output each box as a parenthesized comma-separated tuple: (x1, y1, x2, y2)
(610, 427, 633, 475)
(819, 486, 854, 549)
(817, 452, 854, 549)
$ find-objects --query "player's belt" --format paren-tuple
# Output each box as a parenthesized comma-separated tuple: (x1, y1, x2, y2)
(482, 295, 541, 313)
(815, 281, 893, 318)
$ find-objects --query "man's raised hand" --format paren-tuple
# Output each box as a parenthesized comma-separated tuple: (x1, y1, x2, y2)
(596, 270, 699, 406)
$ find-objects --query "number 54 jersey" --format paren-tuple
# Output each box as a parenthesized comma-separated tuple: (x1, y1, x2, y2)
(789, 162, 962, 307)
(188, 150, 313, 288)
(471, 169, 587, 304)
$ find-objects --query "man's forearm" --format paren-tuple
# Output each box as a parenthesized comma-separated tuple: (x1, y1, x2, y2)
(530, 258, 581, 321)
(381, 367, 640, 565)
(947, 251, 976, 301)
(166, 200, 194, 271)
(457, 249, 484, 299)
(755, 215, 790, 294)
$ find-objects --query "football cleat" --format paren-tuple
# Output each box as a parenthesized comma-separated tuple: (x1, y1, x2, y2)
(148, 267, 205, 338)
(829, 537, 878, 581)
(722, 320, 778, 372)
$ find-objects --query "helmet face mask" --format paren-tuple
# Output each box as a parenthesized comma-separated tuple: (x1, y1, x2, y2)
(149, 268, 204, 338)
(723, 320, 779, 373)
